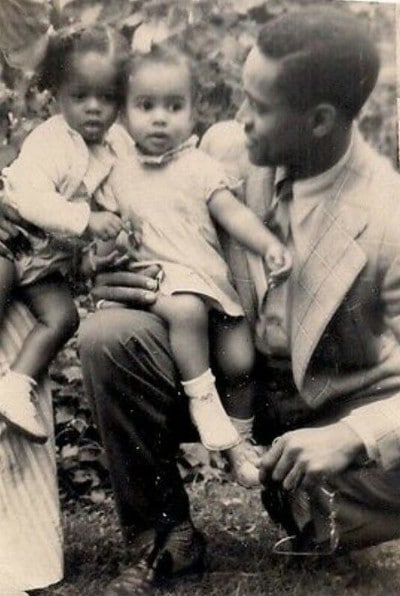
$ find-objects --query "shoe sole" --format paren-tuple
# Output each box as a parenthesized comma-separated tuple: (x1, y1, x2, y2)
(0, 412, 48, 444)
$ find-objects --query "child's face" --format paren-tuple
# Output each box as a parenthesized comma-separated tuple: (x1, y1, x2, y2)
(124, 61, 193, 155)
(57, 51, 120, 144)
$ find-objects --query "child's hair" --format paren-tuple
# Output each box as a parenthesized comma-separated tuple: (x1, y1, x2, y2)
(37, 24, 129, 105)
(257, 5, 380, 121)
(124, 43, 198, 102)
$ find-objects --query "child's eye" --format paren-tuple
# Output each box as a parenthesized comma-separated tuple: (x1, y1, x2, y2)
(137, 99, 154, 111)
(72, 93, 87, 101)
(102, 93, 118, 103)
(168, 101, 184, 112)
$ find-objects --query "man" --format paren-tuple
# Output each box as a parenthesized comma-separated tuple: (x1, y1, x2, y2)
(78, 5, 400, 594)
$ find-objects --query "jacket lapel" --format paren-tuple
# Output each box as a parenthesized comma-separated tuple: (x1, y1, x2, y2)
(291, 196, 367, 392)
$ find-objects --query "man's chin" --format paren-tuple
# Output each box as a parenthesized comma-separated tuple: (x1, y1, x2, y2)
(246, 147, 271, 167)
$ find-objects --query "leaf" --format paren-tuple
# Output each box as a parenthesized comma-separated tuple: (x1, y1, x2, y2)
(79, 2, 104, 25)
(180, 443, 210, 468)
(57, 0, 77, 10)
(88, 488, 107, 503)
(55, 404, 75, 425)
(78, 444, 102, 462)
(61, 444, 80, 460)
(62, 365, 83, 383)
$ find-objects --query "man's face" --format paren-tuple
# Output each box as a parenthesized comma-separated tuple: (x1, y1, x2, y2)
(237, 47, 310, 168)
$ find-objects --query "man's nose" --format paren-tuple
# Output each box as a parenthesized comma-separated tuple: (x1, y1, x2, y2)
(236, 99, 251, 127)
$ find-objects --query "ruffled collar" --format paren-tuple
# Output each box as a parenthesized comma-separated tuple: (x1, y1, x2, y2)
(135, 135, 198, 166)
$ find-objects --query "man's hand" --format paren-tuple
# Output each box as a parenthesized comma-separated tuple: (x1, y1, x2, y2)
(87, 212, 123, 241)
(259, 423, 365, 491)
(92, 262, 161, 308)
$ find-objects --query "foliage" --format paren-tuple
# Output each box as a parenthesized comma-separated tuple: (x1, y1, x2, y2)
(0, 0, 397, 502)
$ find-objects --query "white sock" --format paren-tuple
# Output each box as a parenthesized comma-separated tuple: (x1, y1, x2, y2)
(230, 416, 254, 440)
(181, 368, 216, 398)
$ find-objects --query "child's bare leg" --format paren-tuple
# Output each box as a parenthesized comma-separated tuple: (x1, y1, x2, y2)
(151, 293, 239, 450)
(0, 274, 79, 443)
(0, 256, 17, 323)
(212, 316, 261, 487)
(15, 273, 79, 378)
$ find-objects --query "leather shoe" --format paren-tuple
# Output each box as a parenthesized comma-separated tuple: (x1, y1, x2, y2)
(102, 523, 206, 595)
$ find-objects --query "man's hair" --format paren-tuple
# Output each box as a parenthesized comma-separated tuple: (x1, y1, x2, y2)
(37, 24, 129, 105)
(124, 43, 198, 102)
(257, 5, 380, 120)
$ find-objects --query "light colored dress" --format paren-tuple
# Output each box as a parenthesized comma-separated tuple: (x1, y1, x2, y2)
(0, 301, 62, 592)
(108, 137, 244, 317)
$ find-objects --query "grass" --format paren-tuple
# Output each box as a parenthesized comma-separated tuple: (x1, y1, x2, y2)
(35, 480, 400, 596)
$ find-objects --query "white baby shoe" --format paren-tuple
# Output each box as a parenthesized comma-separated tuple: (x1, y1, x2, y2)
(226, 439, 263, 488)
(0, 370, 47, 443)
(189, 391, 240, 451)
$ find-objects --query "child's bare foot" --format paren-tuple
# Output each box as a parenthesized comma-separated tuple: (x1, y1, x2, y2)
(226, 440, 263, 488)
(0, 370, 47, 443)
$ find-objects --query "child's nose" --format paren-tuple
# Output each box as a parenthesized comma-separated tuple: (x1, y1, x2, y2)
(86, 96, 101, 112)
(152, 107, 167, 125)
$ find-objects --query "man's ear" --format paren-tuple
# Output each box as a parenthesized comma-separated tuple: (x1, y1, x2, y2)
(309, 103, 337, 139)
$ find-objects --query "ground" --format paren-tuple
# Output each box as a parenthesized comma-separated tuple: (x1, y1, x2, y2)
(35, 480, 400, 596)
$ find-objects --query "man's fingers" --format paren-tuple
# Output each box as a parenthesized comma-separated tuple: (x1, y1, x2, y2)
(259, 439, 285, 484)
(271, 443, 296, 483)
(92, 285, 157, 306)
(1, 203, 23, 226)
(95, 270, 158, 290)
(282, 461, 304, 491)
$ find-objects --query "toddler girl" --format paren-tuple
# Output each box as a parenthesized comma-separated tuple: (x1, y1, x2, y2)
(106, 44, 292, 486)
(0, 25, 133, 443)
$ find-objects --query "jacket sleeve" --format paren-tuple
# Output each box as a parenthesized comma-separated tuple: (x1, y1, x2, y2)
(343, 196, 400, 471)
(3, 128, 90, 237)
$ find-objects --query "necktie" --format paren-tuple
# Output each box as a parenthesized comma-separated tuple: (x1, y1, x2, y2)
(267, 177, 293, 243)
(255, 177, 293, 356)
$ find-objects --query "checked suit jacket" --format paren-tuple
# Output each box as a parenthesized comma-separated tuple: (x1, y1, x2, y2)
(201, 120, 400, 471)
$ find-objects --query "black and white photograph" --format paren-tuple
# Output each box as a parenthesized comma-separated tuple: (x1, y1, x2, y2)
(0, 0, 399, 594)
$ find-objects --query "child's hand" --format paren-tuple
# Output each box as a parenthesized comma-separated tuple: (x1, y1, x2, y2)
(87, 212, 123, 240)
(264, 243, 292, 287)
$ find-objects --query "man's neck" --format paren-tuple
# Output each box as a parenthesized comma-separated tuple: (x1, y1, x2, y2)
(289, 126, 353, 181)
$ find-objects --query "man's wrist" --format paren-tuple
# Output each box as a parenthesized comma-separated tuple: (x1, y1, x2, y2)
(338, 421, 377, 468)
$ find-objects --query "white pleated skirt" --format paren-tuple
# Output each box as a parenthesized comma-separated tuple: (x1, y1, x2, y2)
(0, 302, 63, 592)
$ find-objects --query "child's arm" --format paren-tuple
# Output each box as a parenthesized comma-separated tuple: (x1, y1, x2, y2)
(3, 122, 122, 240)
(208, 188, 292, 283)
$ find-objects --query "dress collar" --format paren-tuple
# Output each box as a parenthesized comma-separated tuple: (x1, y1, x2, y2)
(134, 135, 198, 166)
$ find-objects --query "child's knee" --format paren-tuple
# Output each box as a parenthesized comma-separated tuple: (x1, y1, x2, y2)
(43, 299, 79, 341)
(218, 339, 255, 381)
(166, 294, 208, 327)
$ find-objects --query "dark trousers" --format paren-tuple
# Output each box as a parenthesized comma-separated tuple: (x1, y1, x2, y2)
(79, 309, 400, 549)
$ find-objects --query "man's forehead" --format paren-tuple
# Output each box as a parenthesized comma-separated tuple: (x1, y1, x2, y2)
(243, 47, 282, 100)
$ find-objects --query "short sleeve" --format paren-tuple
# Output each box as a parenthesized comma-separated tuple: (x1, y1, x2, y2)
(197, 149, 242, 203)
